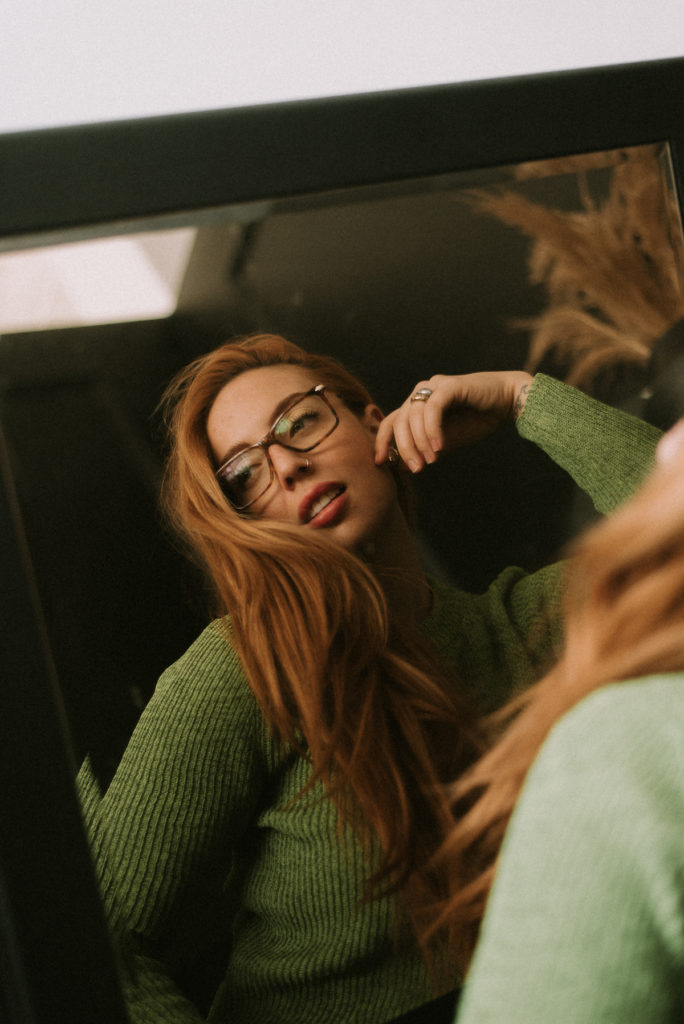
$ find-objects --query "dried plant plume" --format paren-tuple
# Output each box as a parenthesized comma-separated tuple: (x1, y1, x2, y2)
(467, 145, 684, 390)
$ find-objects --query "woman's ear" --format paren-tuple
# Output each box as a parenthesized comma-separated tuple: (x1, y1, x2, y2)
(362, 404, 385, 436)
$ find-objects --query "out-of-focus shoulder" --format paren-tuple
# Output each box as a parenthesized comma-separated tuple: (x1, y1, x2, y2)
(531, 673, 684, 786)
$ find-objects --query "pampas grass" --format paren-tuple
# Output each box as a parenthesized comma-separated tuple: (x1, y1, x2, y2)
(467, 145, 684, 390)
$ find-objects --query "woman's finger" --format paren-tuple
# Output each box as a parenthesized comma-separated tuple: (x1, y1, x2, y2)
(407, 401, 437, 466)
(374, 413, 396, 463)
(392, 408, 426, 472)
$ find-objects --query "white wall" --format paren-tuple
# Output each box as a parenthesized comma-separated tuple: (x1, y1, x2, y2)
(3, 0, 683, 133)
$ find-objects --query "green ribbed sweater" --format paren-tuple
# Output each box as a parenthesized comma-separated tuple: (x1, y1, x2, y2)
(455, 675, 684, 1023)
(77, 375, 660, 1024)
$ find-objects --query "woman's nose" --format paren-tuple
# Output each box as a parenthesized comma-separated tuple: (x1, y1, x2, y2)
(268, 445, 311, 487)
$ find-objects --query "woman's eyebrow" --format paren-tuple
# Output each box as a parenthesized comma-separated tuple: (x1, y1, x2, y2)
(217, 389, 308, 465)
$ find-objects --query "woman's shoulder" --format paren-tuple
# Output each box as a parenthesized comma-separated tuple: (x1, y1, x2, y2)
(169, 616, 240, 670)
(459, 673, 684, 1024)
(526, 673, 684, 815)
(152, 617, 254, 712)
(134, 618, 279, 765)
(545, 673, 684, 755)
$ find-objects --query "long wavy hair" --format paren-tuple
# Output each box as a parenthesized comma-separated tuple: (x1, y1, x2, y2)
(159, 333, 484, 977)
(429, 431, 684, 965)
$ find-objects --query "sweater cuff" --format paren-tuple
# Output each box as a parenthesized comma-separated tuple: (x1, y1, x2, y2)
(516, 373, 593, 436)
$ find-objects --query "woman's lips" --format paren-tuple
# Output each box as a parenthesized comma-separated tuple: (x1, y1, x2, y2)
(299, 483, 348, 527)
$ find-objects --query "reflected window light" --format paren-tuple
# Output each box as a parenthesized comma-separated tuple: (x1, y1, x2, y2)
(0, 228, 196, 334)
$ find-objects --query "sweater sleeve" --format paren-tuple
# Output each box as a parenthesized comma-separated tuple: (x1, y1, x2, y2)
(455, 676, 684, 1024)
(468, 374, 660, 706)
(517, 373, 661, 514)
(76, 621, 274, 1024)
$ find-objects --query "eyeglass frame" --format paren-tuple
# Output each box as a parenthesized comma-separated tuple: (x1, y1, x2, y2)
(214, 383, 340, 509)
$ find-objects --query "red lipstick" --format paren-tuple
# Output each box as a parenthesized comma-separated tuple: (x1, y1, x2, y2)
(299, 482, 348, 527)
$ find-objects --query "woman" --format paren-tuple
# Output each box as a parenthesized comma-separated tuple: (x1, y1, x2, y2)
(437, 421, 684, 1022)
(78, 333, 659, 1024)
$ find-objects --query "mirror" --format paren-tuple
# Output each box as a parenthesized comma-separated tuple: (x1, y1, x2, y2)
(2, 57, 684, 1022)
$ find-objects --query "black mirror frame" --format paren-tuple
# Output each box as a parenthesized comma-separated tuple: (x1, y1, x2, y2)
(1, 56, 683, 1023)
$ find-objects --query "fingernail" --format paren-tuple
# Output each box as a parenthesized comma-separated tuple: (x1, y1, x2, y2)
(408, 459, 420, 473)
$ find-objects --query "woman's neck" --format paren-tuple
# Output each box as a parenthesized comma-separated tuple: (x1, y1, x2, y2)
(358, 506, 433, 626)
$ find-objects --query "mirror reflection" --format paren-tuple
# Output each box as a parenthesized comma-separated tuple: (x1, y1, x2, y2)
(0, 141, 682, 778)
(1, 138, 683, 1023)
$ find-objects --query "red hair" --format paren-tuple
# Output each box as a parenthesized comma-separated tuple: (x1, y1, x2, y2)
(159, 334, 484, 979)
(429, 433, 684, 966)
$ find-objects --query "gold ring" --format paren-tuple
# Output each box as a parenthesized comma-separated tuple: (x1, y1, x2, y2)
(410, 387, 433, 403)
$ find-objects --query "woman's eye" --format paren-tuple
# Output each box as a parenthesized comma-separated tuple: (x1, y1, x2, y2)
(226, 456, 259, 492)
(287, 409, 318, 438)
(230, 464, 252, 484)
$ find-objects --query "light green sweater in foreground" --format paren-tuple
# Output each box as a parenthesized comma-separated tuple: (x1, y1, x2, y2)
(77, 375, 661, 1024)
(455, 675, 684, 1023)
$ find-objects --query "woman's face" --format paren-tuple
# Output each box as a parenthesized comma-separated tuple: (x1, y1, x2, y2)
(206, 364, 399, 554)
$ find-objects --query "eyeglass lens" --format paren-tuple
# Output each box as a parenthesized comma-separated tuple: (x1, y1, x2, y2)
(219, 391, 337, 508)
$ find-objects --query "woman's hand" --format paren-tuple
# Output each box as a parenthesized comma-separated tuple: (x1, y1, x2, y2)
(375, 370, 533, 472)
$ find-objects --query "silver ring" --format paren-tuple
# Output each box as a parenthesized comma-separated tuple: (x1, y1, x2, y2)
(410, 387, 433, 403)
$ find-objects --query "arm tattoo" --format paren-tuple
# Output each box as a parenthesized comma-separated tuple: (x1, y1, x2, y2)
(513, 382, 531, 420)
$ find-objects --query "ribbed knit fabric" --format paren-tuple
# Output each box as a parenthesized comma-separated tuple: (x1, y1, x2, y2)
(517, 374, 661, 516)
(455, 675, 684, 1023)
(77, 374, 660, 1023)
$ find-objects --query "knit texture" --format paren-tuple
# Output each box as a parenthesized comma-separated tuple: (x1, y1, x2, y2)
(518, 374, 660, 516)
(455, 675, 684, 1023)
(77, 375, 659, 1023)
